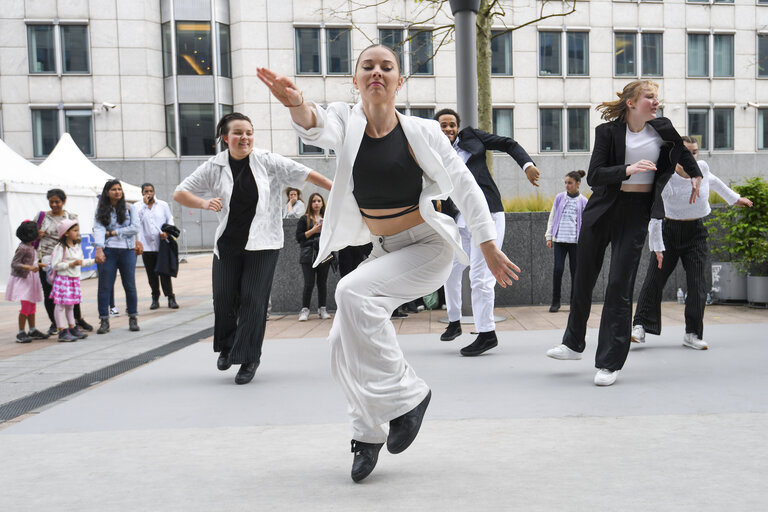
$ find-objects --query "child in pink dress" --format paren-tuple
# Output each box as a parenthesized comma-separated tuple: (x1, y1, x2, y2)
(49, 219, 94, 342)
(5, 221, 48, 343)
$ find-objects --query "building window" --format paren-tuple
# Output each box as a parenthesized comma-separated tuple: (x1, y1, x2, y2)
(27, 23, 89, 74)
(409, 29, 434, 75)
(713, 108, 734, 150)
(567, 108, 590, 151)
(492, 108, 514, 140)
(540, 109, 563, 152)
(31, 109, 59, 157)
(410, 108, 435, 119)
(567, 32, 589, 76)
(379, 28, 405, 72)
(162, 22, 173, 77)
(539, 31, 561, 76)
(176, 22, 212, 75)
(179, 104, 215, 155)
(32, 108, 93, 157)
(641, 33, 663, 76)
(615, 32, 637, 76)
(491, 30, 513, 75)
(299, 139, 324, 155)
(759, 35, 768, 77)
(65, 110, 93, 156)
(688, 109, 709, 150)
(165, 105, 176, 153)
(327, 28, 351, 75)
(217, 23, 231, 78)
(758, 109, 768, 150)
(296, 28, 320, 74)
(688, 33, 733, 77)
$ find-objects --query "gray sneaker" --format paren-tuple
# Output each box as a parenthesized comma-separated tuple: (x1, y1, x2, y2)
(57, 329, 78, 342)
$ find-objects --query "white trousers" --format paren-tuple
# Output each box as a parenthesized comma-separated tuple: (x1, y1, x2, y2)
(329, 222, 454, 443)
(444, 211, 506, 332)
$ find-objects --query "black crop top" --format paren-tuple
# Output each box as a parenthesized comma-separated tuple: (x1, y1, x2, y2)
(352, 123, 423, 218)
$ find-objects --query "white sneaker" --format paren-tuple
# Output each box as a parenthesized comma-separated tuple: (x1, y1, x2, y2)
(631, 325, 646, 343)
(298, 308, 310, 322)
(594, 369, 618, 386)
(546, 344, 583, 360)
(318, 307, 331, 320)
(683, 333, 708, 350)
(109, 307, 120, 317)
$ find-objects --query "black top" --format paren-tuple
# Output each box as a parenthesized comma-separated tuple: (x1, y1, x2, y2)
(217, 153, 259, 252)
(454, 127, 534, 215)
(583, 117, 702, 227)
(352, 123, 423, 210)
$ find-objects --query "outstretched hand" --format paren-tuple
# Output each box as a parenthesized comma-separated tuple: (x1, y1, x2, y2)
(689, 176, 702, 204)
(480, 241, 520, 288)
(525, 166, 540, 187)
(256, 67, 303, 108)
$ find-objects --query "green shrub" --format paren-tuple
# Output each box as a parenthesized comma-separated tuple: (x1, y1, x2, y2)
(502, 194, 554, 212)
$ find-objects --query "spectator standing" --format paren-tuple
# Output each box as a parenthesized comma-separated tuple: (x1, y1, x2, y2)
(545, 170, 588, 312)
(296, 192, 332, 321)
(93, 179, 141, 334)
(135, 183, 178, 310)
(37, 189, 93, 334)
(6, 221, 48, 343)
(283, 187, 306, 218)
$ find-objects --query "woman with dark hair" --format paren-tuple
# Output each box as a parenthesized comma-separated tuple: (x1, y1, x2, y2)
(283, 187, 305, 219)
(93, 179, 140, 334)
(37, 188, 93, 334)
(258, 44, 519, 482)
(544, 170, 588, 313)
(545, 80, 702, 386)
(174, 112, 332, 385)
(296, 192, 332, 321)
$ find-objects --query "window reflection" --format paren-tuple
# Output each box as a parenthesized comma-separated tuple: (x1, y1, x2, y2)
(176, 22, 212, 75)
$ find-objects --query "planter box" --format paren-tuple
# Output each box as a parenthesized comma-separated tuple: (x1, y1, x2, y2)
(710, 262, 747, 302)
(747, 274, 768, 307)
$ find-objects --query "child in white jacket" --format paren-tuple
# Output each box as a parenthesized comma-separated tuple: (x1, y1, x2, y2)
(49, 219, 94, 342)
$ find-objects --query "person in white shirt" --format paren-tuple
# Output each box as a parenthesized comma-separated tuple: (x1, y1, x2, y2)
(283, 187, 306, 219)
(632, 136, 753, 350)
(135, 183, 177, 310)
(174, 112, 332, 386)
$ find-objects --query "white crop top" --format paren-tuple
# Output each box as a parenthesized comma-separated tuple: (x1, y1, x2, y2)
(624, 124, 662, 185)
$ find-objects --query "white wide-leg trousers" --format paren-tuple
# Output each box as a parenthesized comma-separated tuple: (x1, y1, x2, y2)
(329, 222, 454, 443)
(444, 212, 506, 332)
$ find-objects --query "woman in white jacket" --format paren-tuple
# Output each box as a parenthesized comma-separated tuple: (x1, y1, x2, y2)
(258, 45, 521, 482)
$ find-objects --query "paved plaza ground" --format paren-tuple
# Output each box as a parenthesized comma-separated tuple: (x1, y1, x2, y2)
(1, 254, 766, 511)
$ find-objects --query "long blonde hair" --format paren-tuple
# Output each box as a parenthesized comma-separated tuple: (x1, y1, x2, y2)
(596, 80, 659, 122)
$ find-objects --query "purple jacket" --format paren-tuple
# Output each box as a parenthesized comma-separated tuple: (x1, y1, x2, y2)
(550, 192, 588, 241)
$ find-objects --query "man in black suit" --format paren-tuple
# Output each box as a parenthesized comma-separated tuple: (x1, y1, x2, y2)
(434, 108, 539, 356)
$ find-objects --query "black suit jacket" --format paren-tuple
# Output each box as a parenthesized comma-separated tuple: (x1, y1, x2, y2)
(583, 117, 702, 227)
(454, 127, 534, 214)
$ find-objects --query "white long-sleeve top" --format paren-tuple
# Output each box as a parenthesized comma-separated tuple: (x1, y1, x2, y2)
(135, 199, 174, 252)
(648, 160, 740, 252)
(50, 243, 95, 278)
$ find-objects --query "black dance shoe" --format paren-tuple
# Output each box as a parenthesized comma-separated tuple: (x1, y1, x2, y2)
(387, 390, 431, 454)
(440, 320, 462, 341)
(460, 331, 498, 357)
(217, 349, 231, 371)
(234, 362, 259, 385)
(350, 440, 384, 483)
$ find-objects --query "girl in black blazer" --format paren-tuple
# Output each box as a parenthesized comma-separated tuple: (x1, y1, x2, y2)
(546, 80, 702, 386)
(296, 192, 332, 321)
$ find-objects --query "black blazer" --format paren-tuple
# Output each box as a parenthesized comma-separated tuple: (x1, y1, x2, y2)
(455, 127, 535, 214)
(583, 117, 702, 227)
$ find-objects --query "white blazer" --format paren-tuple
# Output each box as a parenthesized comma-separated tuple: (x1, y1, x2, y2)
(292, 102, 497, 267)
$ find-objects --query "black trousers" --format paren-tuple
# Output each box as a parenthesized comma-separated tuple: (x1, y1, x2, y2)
(141, 251, 174, 298)
(40, 270, 82, 324)
(634, 219, 708, 339)
(563, 192, 652, 371)
(301, 262, 330, 309)
(552, 242, 578, 304)
(212, 249, 278, 365)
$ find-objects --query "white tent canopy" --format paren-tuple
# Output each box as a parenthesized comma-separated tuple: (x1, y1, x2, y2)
(39, 133, 143, 203)
(0, 138, 97, 293)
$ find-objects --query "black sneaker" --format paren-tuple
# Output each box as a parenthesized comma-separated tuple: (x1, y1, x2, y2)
(57, 329, 78, 342)
(47, 322, 58, 336)
(440, 320, 462, 341)
(15, 331, 32, 343)
(27, 329, 50, 340)
(76, 318, 94, 331)
(391, 307, 409, 319)
(460, 331, 498, 357)
(549, 303, 560, 313)
(97, 319, 110, 334)
(69, 326, 88, 340)
(350, 440, 384, 483)
(128, 316, 140, 332)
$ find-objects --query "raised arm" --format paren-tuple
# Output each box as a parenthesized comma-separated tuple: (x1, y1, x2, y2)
(257, 67, 316, 130)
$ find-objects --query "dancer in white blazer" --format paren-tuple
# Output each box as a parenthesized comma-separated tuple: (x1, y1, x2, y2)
(258, 44, 521, 483)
